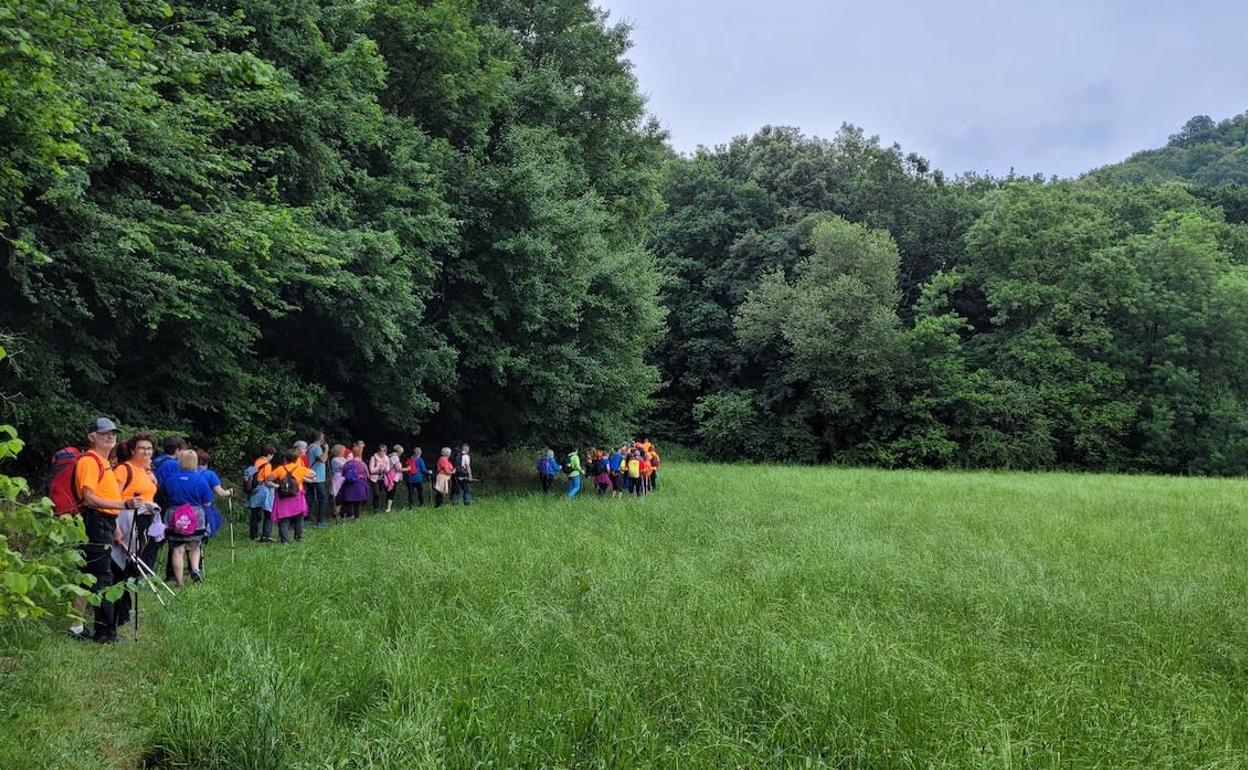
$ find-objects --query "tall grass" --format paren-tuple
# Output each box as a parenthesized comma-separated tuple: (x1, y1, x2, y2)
(2, 464, 1247, 768)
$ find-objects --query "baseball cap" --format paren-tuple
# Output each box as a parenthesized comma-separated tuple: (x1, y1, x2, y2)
(88, 417, 118, 434)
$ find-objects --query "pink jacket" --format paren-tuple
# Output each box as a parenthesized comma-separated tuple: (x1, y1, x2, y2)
(368, 453, 388, 484)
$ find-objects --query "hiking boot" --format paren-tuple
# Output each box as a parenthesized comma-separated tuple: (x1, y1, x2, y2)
(189, 569, 203, 583)
(68, 628, 92, 642)
(95, 633, 125, 645)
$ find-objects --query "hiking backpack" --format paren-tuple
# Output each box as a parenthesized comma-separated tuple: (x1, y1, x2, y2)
(46, 447, 102, 516)
(169, 503, 199, 536)
(242, 464, 261, 495)
(275, 466, 300, 499)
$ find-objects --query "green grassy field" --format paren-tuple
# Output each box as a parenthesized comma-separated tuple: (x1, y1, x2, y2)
(2, 463, 1247, 769)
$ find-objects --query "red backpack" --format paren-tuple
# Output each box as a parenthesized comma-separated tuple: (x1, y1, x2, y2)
(47, 447, 104, 516)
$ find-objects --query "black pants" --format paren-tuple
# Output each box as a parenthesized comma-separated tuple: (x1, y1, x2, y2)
(305, 481, 327, 524)
(112, 559, 134, 628)
(341, 500, 362, 519)
(134, 511, 164, 571)
(278, 515, 303, 544)
(81, 509, 117, 640)
(452, 478, 471, 505)
(371, 480, 388, 512)
(406, 481, 424, 507)
(540, 474, 553, 494)
(249, 506, 273, 540)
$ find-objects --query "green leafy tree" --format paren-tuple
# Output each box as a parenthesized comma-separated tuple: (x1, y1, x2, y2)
(0, 344, 93, 621)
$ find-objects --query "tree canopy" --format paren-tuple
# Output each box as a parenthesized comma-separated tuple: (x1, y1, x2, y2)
(0, 0, 665, 469)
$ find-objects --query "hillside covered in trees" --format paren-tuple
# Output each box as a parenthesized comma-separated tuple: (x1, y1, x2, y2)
(1087, 112, 1248, 187)
(3, 1, 1248, 475)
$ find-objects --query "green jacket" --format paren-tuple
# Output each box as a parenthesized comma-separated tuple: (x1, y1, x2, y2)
(567, 452, 582, 477)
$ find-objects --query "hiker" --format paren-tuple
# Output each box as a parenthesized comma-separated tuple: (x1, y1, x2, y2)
(368, 444, 390, 513)
(405, 447, 428, 507)
(592, 450, 611, 496)
(161, 449, 214, 587)
(627, 450, 643, 496)
(115, 433, 162, 585)
(565, 449, 583, 499)
(305, 432, 329, 527)
(328, 443, 347, 519)
(270, 450, 313, 544)
(245, 445, 276, 542)
(537, 449, 558, 494)
(434, 447, 454, 507)
(386, 444, 403, 512)
(70, 418, 143, 643)
(608, 446, 625, 498)
(195, 448, 232, 539)
(338, 445, 369, 520)
(110, 433, 159, 630)
(151, 435, 185, 512)
(451, 443, 473, 505)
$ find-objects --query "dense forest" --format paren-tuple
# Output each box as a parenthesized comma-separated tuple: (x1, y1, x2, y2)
(3, 1, 1248, 475)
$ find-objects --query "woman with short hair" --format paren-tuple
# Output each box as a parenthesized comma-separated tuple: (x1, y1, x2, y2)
(405, 446, 428, 507)
(434, 447, 454, 508)
(328, 443, 347, 520)
(270, 450, 313, 544)
(338, 445, 369, 520)
(386, 445, 403, 512)
(113, 433, 159, 627)
(368, 444, 390, 513)
(161, 449, 214, 587)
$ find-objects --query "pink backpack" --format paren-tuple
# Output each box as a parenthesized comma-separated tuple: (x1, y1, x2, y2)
(170, 504, 198, 536)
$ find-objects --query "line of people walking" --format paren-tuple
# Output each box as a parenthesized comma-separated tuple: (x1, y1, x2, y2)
(244, 439, 475, 544)
(51, 418, 660, 645)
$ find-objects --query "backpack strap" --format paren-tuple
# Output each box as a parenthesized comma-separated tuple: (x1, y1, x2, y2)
(73, 452, 107, 507)
(118, 462, 134, 494)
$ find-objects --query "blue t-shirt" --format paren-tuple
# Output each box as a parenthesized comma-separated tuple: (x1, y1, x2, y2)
(198, 468, 222, 490)
(153, 454, 180, 487)
(607, 452, 623, 473)
(308, 444, 326, 482)
(163, 469, 214, 508)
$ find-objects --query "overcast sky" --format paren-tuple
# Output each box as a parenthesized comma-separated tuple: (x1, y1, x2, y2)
(595, 0, 1248, 178)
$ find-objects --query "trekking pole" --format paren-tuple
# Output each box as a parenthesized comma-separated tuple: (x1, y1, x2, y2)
(130, 551, 176, 599)
(120, 544, 171, 605)
(228, 495, 236, 564)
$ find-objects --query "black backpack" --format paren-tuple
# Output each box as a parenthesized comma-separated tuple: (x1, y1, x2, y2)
(242, 463, 264, 495)
(275, 466, 299, 499)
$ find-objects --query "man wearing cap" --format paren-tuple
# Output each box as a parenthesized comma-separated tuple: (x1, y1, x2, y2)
(73, 418, 143, 643)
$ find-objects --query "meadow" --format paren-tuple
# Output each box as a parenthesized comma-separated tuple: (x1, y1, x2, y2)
(1, 463, 1246, 769)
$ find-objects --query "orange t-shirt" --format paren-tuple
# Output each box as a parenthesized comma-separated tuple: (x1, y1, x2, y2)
(271, 461, 313, 492)
(253, 456, 272, 482)
(74, 449, 122, 516)
(117, 460, 158, 503)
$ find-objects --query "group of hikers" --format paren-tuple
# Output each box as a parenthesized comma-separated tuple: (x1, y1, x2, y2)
(48, 416, 662, 644)
(540, 442, 662, 498)
(243, 437, 477, 545)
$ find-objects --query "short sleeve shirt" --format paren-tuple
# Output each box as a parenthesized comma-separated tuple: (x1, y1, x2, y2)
(117, 460, 158, 503)
(272, 462, 313, 491)
(75, 450, 122, 516)
(308, 444, 326, 482)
